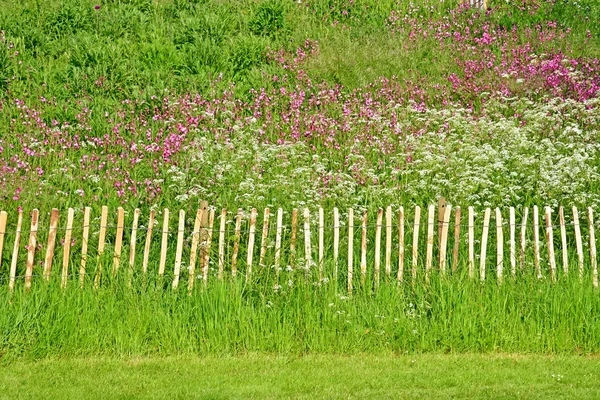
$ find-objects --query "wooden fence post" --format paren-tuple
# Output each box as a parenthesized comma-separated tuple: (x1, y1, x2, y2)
(589, 207, 598, 287)
(453, 206, 461, 272)
(520, 207, 529, 272)
(112, 207, 124, 276)
(203, 208, 215, 286)
(142, 209, 155, 276)
(231, 209, 242, 278)
(128, 209, 140, 287)
(333, 207, 340, 281)
(246, 208, 257, 280)
(218, 208, 227, 280)
(573, 207, 584, 281)
(94, 205, 108, 288)
(172, 210, 185, 289)
(426, 205, 435, 283)
(533, 206, 541, 279)
(80, 207, 91, 287)
(545, 207, 556, 282)
(188, 208, 202, 293)
(259, 208, 270, 268)
(361, 210, 367, 286)
(374, 208, 383, 287)
(61, 208, 74, 289)
(495, 208, 503, 283)
(412, 206, 421, 282)
(0, 211, 7, 274)
(43, 208, 59, 280)
(468, 206, 475, 279)
(290, 209, 298, 268)
(509, 207, 516, 277)
(439, 205, 451, 275)
(274, 208, 283, 279)
(319, 207, 324, 280)
(158, 208, 169, 277)
(9, 210, 23, 292)
(398, 206, 405, 283)
(347, 208, 354, 295)
(559, 206, 568, 275)
(480, 208, 491, 282)
(385, 206, 392, 281)
(304, 208, 312, 273)
(25, 209, 39, 290)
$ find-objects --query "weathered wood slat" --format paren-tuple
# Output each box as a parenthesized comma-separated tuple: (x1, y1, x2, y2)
(573, 206, 584, 280)
(79, 207, 91, 287)
(374, 207, 383, 287)
(480, 208, 491, 281)
(559, 206, 568, 275)
(398, 206, 405, 283)
(231, 209, 242, 278)
(468, 206, 475, 279)
(112, 207, 125, 276)
(495, 208, 503, 283)
(94, 205, 109, 288)
(385, 206, 392, 280)
(426, 205, 435, 283)
(9, 210, 23, 292)
(128, 208, 140, 286)
(545, 207, 556, 282)
(246, 208, 257, 280)
(589, 207, 598, 287)
(348, 208, 354, 295)
(412, 206, 421, 282)
(158, 209, 169, 277)
(333, 207, 340, 281)
(453, 206, 461, 272)
(274, 208, 283, 279)
(61, 208, 74, 288)
(304, 208, 312, 273)
(43, 208, 59, 280)
(509, 207, 516, 277)
(520, 207, 529, 272)
(319, 207, 324, 280)
(259, 208, 270, 268)
(142, 209, 155, 276)
(188, 208, 203, 292)
(361, 210, 367, 286)
(203, 208, 215, 285)
(172, 210, 185, 289)
(533, 206, 541, 278)
(439, 205, 451, 275)
(0, 211, 7, 274)
(25, 209, 39, 290)
(218, 208, 227, 280)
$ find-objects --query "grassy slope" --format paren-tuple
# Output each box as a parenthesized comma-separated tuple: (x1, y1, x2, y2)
(1, 354, 600, 399)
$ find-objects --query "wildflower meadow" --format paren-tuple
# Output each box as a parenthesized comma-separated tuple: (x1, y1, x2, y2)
(1, 0, 600, 397)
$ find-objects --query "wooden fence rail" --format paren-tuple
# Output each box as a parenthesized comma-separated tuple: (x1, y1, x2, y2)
(1, 198, 599, 292)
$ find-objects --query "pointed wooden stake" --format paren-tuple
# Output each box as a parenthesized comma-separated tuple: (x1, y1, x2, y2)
(25, 209, 39, 290)
(452, 206, 461, 272)
(573, 207, 584, 281)
(172, 210, 185, 289)
(218, 208, 227, 280)
(589, 207, 598, 288)
(112, 207, 125, 276)
(333, 207, 340, 281)
(0, 211, 7, 275)
(509, 207, 516, 277)
(361, 210, 368, 286)
(44, 208, 59, 280)
(520, 207, 529, 272)
(274, 208, 283, 279)
(290, 208, 298, 268)
(318, 207, 324, 280)
(203, 208, 215, 286)
(188, 208, 203, 292)
(468, 207, 475, 279)
(231, 209, 242, 278)
(259, 208, 270, 268)
(304, 208, 312, 273)
(398, 206, 405, 283)
(439, 205, 451, 275)
(545, 207, 556, 282)
(480, 208, 491, 282)
(495, 208, 503, 284)
(412, 206, 421, 282)
(142, 209, 155, 276)
(127, 209, 140, 287)
(426, 205, 435, 283)
(385, 206, 392, 281)
(374, 207, 383, 287)
(559, 206, 568, 275)
(158, 209, 169, 277)
(61, 208, 74, 289)
(9, 210, 23, 292)
(94, 205, 108, 288)
(533, 206, 541, 279)
(347, 208, 354, 296)
(79, 207, 91, 287)
(246, 208, 257, 280)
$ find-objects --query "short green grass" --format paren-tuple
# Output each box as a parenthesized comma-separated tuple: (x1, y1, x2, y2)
(1, 354, 599, 399)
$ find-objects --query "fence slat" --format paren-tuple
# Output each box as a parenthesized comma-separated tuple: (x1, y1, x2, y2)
(128, 208, 140, 286)
(439, 205, 451, 275)
(480, 208, 491, 282)
(426, 205, 435, 283)
(589, 207, 598, 288)
(375, 207, 383, 287)
(545, 207, 556, 282)
(231, 209, 242, 278)
(573, 207, 584, 281)
(520, 207, 529, 272)
(361, 210, 367, 286)
(438, 197, 447, 246)
(559, 206, 568, 275)
(188, 209, 203, 292)
(533, 206, 541, 279)
(218, 208, 227, 280)
(112, 207, 125, 276)
(9, 210, 23, 292)
(319, 207, 324, 280)
(468, 206, 474, 279)
(0, 211, 7, 274)
(259, 208, 270, 268)
(172, 210, 185, 289)
(198, 201, 209, 280)
(453, 206, 461, 272)
(509, 207, 516, 277)
(246, 208, 257, 280)
(25, 209, 39, 290)
(385, 206, 392, 280)
(203, 208, 215, 285)
(79, 207, 91, 287)
(142, 209, 155, 276)
(412, 206, 421, 282)
(43, 208, 59, 280)
(304, 208, 312, 273)
(398, 206, 405, 283)
(333, 207, 340, 282)
(94, 205, 108, 288)
(61, 208, 74, 289)
(347, 208, 354, 295)
(495, 208, 503, 283)
(290, 209, 298, 268)
(274, 208, 283, 280)
(158, 209, 169, 277)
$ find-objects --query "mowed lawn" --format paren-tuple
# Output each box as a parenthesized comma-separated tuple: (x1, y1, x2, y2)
(1, 354, 599, 399)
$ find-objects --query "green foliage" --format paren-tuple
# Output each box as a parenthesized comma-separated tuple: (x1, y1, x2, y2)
(249, 0, 286, 38)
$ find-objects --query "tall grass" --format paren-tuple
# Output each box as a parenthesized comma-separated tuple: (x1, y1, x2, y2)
(1, 269, 599, 360)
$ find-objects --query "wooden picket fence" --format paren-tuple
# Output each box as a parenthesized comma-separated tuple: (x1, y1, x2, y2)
(469, 0, 488, 9)
(0, 198, 598, 293)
